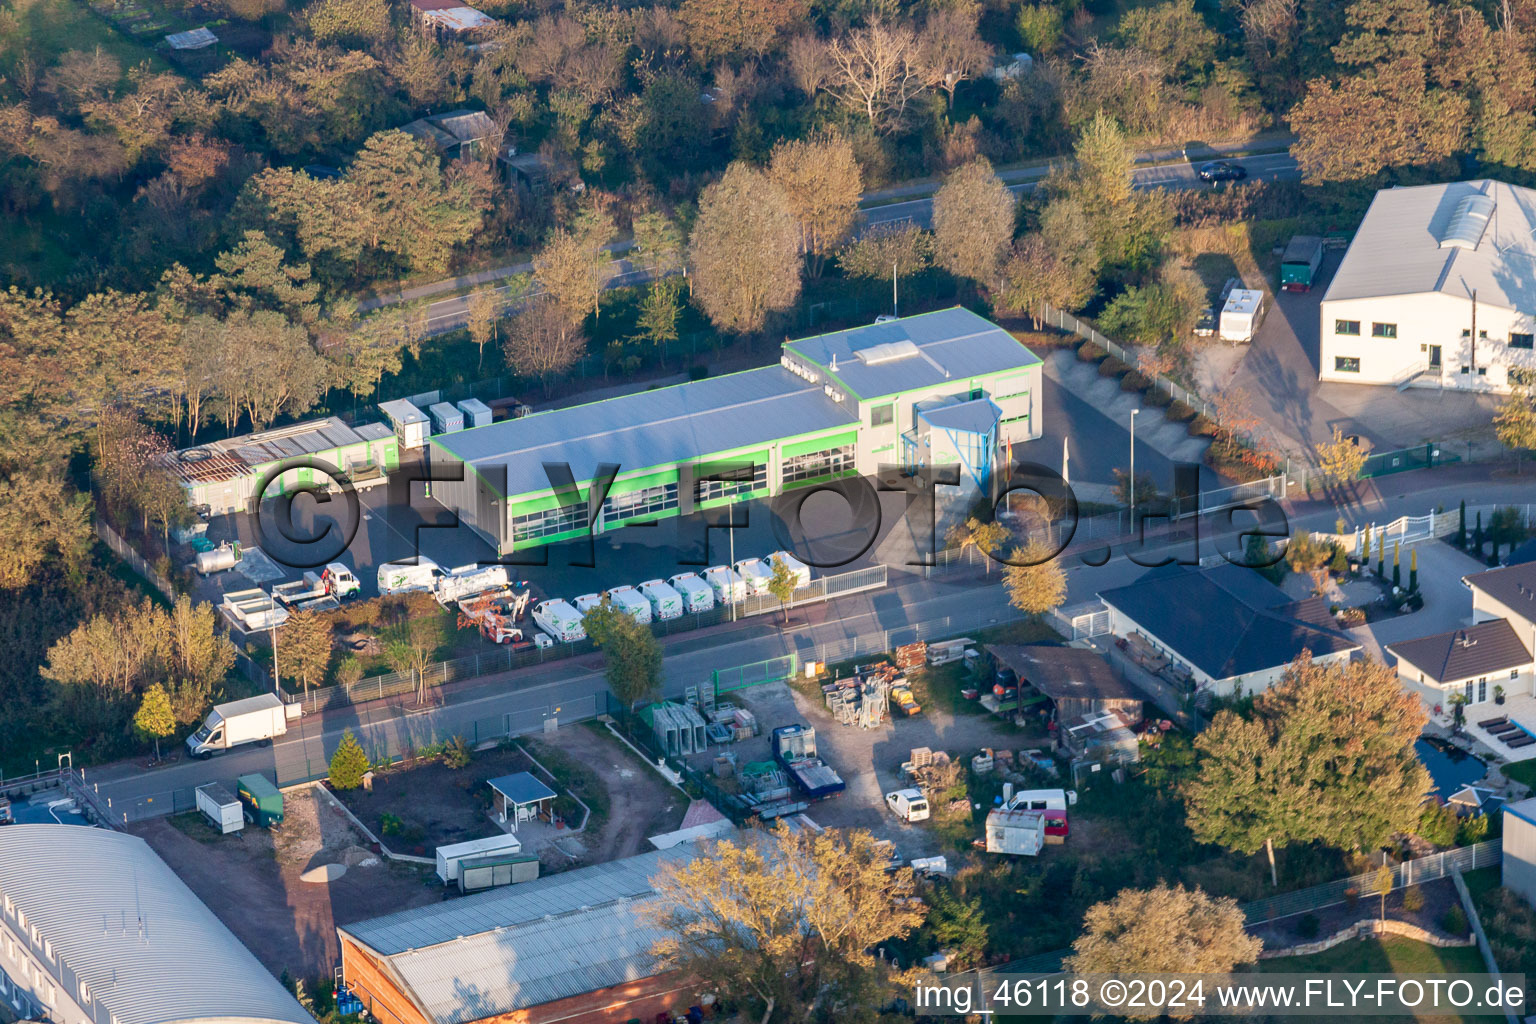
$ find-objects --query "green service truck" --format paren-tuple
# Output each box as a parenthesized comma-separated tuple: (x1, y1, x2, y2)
(1280, 235, 1324, 291)
(237, 773, 284, 827)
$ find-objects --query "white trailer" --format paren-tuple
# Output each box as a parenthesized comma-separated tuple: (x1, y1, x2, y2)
(435, 834, 523, 884)
(733, 557, 772, 595)
(434, 564, 512, 605)
(638, 579, 684, 620)
(187, 694, 291, 759)
(377, 558, 443, 595)
(767, 551, 813, 589)
(195, 783, 244, 834)
(703, 565, 746, 604)
(1219, 288, 1266, 343)
(985, 808, 1045, 856)
(668, 573, 716, 613)
(532, 599, 586, 642)
(606, 585, 653, 624)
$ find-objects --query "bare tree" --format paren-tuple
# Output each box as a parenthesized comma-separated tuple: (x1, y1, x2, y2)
(824, 21, 927, 133)
(503, 296, 586, 394)
(916, 7, 990, 110)
(787, 33, 833, 96)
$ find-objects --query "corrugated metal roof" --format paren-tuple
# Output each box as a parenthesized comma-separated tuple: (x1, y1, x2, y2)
(341, 844, 723, 1022)
(421, 5, 496, 30)
(782, 308, 1040, 399)
(0, 825, 313, 1024)
(1324, 180, 1536, 308)
(432, 366, 857, 498)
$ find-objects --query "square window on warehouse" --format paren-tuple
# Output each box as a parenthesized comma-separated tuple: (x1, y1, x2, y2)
(1335, 320, 1361, 336)
(782, 445, 856, 485)
(1372, 322, 1397, 338)
(510, 500, 589, 543)
(1335, 356, 1361, 373)
(601, 482, 679, 526)
(694, 463, 767, 502)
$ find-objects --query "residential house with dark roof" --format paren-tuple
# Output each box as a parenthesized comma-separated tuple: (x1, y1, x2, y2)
(1097, 563, 1360, 699)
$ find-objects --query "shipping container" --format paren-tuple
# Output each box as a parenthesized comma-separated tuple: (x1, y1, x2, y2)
(429, 401, 464, 434)
(237, 773, 284, 827)
(456, 397, 493, 428)
(379, 399, 431, 450)
(985, 808, 1045, 856)
(435, 834, 525, 884)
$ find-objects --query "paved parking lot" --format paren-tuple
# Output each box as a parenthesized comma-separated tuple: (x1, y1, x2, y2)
(1212, 253, 1502, 458)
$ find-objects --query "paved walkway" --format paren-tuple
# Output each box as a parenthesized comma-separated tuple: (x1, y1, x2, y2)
(1042, 350, 1210, 465)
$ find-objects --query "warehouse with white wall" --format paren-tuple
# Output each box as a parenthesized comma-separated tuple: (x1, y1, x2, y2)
(1320, 179, 1536, 392)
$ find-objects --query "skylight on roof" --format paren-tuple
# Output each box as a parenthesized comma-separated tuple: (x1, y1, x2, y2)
(1439, 194, 1494, 251)
(855, 340, 920, 365)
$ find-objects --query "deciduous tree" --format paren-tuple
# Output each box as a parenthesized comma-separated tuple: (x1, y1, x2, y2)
(1494, 388, 1536, 473)
(133, 682, 176, 760)
(1067, 883, 1261, 986)
(838, 222, 932, 284)
(1315, 425, 1368, 485)
(946, 517, 1010, 574)
(767, 136, 862, 275)
(280, 610, 334, 700)
(1002, 540, 1067, 617)
(825, 21, 927, 133)
(916, 7, 990, 110)
(582, 602, 663, 708)
(678, 0, 807, 65)
(466, 286, 503, 370)
(688, 163, 801, 334)
(766, 555, 800, 625)
(648, 826, 924, 1024)
(932, 159, 1014, 288)
(503, 296, 586, 393)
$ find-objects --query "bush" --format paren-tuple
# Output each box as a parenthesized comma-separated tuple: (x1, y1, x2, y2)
(1441, 904, 1468, 936)
(444, 735, 473, 770)
(1077, 340, 1106, 362)
(379, 811, 404, 836)
(1098, 355, 1130, 378)
(1458, 813, 1490, 846)
(1165, 400, 1197, 422)
(1297, 913, 1320, 939)
(1418, 802, 1458, 846)
(1402, 885, 1425, 913)
(1142, 386, 1173, 408)
(1120, 370, 1151, 392)
(329, 728, 369, 790)
(1188, 414, 1219, 438)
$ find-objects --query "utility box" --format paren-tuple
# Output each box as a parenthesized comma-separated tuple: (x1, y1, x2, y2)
(1280, 235, 1323, 292)
(429, 402, 464, 434)
(237, 773, 284, 827)
(456, 397, 493, 428)
(1219, 289, 1266, 343)
(195, 783, 243, 834)
(378, 399, 430, 450)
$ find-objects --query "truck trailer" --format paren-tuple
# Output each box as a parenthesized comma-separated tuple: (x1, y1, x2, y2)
(187, 694, 291, 759)
(772, 724, 845, 799)
(195, 782, 243, 834)
(1280, 235, 1323, 292)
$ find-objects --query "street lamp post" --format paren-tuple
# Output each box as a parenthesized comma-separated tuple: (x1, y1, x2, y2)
(728, 495, 737, 623)
(1129, 409, 1141, 528)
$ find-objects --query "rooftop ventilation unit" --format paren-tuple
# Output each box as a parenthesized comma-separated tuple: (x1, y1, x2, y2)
(1439, 194, 1494, 251)
(855, 340, 921, 365)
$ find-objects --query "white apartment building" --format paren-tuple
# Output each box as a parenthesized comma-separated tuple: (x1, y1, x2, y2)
(1319, 179, 1536, 392)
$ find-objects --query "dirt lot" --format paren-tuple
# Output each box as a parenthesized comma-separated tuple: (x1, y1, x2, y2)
(135, 785, 440, 982)
(698, 669, 1055, 858)
(332, 724, 686, 868)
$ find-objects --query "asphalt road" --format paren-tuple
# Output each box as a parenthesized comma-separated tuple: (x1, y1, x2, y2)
(401, 151, 1302, 337)
(863, 151, 1301, 229)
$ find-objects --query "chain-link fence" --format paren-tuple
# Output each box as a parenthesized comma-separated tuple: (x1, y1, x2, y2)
(1037, 301, 1212, 418)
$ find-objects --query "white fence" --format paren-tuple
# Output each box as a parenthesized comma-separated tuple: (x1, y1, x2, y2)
(1315, 503, 1536, 555)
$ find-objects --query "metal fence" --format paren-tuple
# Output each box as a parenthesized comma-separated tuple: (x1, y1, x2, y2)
(1038, 301, 1212, 418)
(287, 565, 889, 711)
(96, 519, 175, 601)
(976, 839, 1504, 979)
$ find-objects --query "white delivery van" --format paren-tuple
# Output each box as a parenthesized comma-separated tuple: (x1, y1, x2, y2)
(573, 593, 604, 615)
(733, 557, 772, 595)
(703, 566, 746, 604)
(605, 585, 653, 625)
(1006, 787, 1074, 812)
(668, 573, 716, 613)
(637, 579, 684, 620)
(186, 694, 290, 759)
(532, 599, 586, 642)
(767, 551, 813, 589)
(1218, 288, 1266, 343)
(885, 788, 931, 822)
(377, 558, 443, 595)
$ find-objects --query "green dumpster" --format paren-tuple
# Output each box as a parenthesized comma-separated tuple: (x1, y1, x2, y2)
(237, 773, 284, 827)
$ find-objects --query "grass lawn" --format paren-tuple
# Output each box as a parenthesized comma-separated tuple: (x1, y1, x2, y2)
(6, 0, 170, 84)
(1500, 759, 1536, 790)
(1258, 937, 1500, 1024)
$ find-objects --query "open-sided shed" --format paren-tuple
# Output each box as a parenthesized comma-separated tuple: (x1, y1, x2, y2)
(987, 644, 1143, 724)
(486, 771, 556, 830)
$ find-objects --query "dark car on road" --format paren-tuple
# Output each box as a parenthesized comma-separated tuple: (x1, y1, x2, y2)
(1198, 160, 1248, 183)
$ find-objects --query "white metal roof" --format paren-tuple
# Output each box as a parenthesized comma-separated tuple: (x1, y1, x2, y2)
(0, 825, 312, 1024)
(1223, 289, 1263, 315)
(1324, 179, 1536, 310)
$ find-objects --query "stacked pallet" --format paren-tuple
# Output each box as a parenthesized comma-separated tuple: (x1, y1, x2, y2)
(894, 642, 927, 669)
